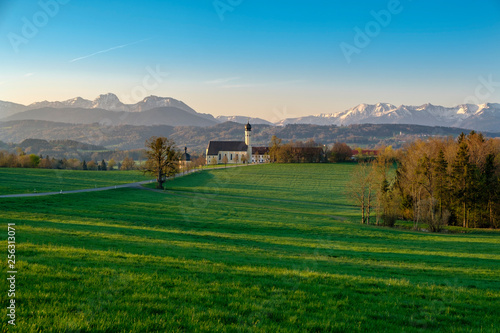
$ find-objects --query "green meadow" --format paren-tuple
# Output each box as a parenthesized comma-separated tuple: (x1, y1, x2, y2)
(0, 168, 152, 195)
(0, 164, 499, 332)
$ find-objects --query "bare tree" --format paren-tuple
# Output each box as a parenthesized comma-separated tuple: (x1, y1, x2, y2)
(347, 163, 375, 224)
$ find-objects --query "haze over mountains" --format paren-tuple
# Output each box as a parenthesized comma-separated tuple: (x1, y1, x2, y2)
(1, 94, 499, 132)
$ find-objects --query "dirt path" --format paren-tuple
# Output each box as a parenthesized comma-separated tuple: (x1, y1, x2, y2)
(0, 180, 155, 198)
(0, 165, 252, 199)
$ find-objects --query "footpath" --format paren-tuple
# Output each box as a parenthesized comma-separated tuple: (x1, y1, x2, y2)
(0, 164, 250, 199)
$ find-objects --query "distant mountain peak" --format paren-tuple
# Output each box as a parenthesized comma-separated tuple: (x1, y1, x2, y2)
(92, 93, 125, 111)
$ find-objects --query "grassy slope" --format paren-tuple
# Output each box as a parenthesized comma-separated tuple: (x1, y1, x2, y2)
(0, 168, 153, 195)
(0, 164, 499, 332)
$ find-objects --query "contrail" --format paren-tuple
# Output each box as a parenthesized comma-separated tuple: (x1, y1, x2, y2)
(69, 37, 153, 63)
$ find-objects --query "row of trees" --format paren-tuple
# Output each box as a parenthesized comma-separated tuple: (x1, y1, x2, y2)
(269, 137, 326, 163)
(349, 132, 500, 230)
(268, 136, 359, 164)
(0, 150, 138, 171)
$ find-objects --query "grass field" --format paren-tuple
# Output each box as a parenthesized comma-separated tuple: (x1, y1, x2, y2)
(0, 168, 153, 195)
(0, 164, 499, 332)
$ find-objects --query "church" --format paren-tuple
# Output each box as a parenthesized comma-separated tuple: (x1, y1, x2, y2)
(206, 123, 269, 165)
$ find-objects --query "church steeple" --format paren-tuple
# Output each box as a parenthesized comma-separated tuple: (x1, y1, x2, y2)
(245, 122, 252, 163)
(245, 122, 251, 145)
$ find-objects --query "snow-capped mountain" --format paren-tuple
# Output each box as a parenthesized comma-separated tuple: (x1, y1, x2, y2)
(26, 93, 182, 113)
(216, 115, 274, 126)
(129, 96, 196, 113)
(1, 95, 499, 132)
(277, 103, 500, 132)
(0, 94, 219, 124)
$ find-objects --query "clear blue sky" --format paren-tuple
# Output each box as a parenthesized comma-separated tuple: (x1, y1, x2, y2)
(1, 0, 499, 120)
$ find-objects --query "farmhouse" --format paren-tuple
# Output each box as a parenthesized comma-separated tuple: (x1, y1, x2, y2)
(206, 123, 269, 164)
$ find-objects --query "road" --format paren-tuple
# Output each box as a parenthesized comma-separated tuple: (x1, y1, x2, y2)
(0, 164, 251, 199)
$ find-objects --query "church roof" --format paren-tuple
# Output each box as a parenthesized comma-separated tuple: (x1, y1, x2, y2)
(252, 146, 269, 154)
(207, 141, 248, 155)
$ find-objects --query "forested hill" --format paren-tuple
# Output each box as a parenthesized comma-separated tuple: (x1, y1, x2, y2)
(1, 120, 499, 154)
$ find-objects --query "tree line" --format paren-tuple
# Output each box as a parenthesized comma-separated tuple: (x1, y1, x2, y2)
(268, 136, 357, 163)
(0, 150, 138, 171)
(348, 132, 500, 230)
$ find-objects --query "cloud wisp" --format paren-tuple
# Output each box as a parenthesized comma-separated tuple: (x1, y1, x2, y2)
(205, 77, 240, 84)
(69, 38, 153, 63)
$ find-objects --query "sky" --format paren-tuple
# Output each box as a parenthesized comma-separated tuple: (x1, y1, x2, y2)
(1, 0, 499, 121)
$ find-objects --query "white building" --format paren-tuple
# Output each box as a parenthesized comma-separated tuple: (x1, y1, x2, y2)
(206, 123, 269, 165)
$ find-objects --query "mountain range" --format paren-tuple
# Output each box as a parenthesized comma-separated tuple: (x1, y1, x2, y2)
(1, 94, 499, 132)
(277, 103, 500, 132)
(2, 120, 494, 154)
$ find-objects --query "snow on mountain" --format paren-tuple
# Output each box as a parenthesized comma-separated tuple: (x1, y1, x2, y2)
(2, 95, 500, 132)
(22, 94, 199, 113)
(216, 115, 273, 126)
(130, 95, 196, 113)
(91, 93, 127, 111)
(274, 103, 500, 132)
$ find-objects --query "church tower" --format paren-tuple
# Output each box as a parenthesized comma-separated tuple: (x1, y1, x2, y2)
(245, 122, 252, 163)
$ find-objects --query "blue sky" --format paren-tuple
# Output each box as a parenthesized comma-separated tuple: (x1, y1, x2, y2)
(1, 0, 499, 120)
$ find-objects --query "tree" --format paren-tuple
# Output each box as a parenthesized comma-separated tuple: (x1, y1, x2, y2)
(82, 160, 88, 170)
(222, 155, 228, 168)
(241, 154, 248, 164)
(87, 160, 97, 170)
(121, 157, 136, 170)
(193, 156, 207, 168)
(29, 154, 40, 168)
(143, 136, 180, 189)
(234, 154, 239, 164)
(482, 153, 498, 227)
(329, 142, 353, 163)
(100, 159, 107, 171)
(346, 163, 375, 224)
(451, 142, 474, 228)
(108, 159, 116, 171)
(269, 135, 282, 163)
(433, 150, 448, 217)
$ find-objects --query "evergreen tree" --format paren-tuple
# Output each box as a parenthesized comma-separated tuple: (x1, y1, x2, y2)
(451, 142, 474, 227)
(100, 159, 107, 171)
(433, 150, 448, 217)
(82, 160, 88, 170)
(483, 154, 497, 227)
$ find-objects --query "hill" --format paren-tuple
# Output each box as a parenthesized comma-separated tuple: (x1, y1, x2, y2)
(0, 164, 498, 331)
(1, 120, 498, 153)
